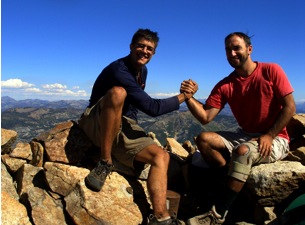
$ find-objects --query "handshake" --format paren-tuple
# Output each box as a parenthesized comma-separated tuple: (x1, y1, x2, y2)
(180, 79, 198, 101)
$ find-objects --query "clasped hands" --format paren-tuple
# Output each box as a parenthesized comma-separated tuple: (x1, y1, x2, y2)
(180, 79, 198, 100)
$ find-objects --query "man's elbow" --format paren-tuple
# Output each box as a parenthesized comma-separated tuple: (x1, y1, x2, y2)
(283, 94, 296, 117)
(198, 116, 211, 125)
(290, 102, 296, 116)
(146, 110, 164, 117)
(284, 102, 296, 123)
(288, 96, 296, 116)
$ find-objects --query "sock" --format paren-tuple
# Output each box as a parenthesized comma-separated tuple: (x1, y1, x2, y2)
(157, 216, 171, 222)
(100, 159, 112, 166)
(214, 185, 238, 217)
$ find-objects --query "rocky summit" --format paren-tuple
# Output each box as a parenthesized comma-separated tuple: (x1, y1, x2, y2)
(1, 114, 305, 225)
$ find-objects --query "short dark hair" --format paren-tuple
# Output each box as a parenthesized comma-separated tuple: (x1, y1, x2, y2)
(131, 29, 159, 48)
(225, 32, 252, 46)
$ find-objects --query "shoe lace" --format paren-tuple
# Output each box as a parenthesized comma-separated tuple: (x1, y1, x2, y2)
(95, 163, 113, 177)
(171, 218, 184, 225)
(197, 212, 219, 225)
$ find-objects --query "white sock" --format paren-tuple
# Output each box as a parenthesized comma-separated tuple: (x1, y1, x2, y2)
(157, 216, 171, 222)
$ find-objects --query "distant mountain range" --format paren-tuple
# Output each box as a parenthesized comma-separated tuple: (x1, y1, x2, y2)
(1, 96, 304, 145)
(1, 96, 89, 112)
(2, 96, 304, 114)
(1, 95, 234, 115)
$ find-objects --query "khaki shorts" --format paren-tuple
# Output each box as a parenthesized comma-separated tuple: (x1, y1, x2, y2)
(217, 129, 290, 164)
(78, 97, 156, 169)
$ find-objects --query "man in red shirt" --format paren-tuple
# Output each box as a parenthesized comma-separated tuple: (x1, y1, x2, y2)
(183, 32, 296, 225)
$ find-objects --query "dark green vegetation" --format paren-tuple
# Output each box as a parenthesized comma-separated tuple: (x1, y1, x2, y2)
(1, 107, 85, 143)
(1, 106, 238, 145)
(138, 110, 238, 145)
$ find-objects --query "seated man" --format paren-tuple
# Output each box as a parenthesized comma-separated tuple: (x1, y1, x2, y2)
(182, 32, 295, 224)
(78, 28, 197, 225)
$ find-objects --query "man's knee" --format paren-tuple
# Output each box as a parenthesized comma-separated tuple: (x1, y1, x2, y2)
(101, 86, 127, 108)
(158, 149, 170, 163)
(151, 147, 170, 166)
(196, 132, 208, 142)
(137, 144, 170, 167)
(228, 141, 260, 182)
(195, 132, 223, 154)
(110, 86, 127, 100)
(195, 132, 214, 148)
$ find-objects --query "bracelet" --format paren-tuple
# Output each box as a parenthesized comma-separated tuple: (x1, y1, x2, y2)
(183, 92, 190, 101)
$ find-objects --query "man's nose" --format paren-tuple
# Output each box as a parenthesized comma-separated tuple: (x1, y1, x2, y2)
(227, 50, 237, 57)
(141, 46, 148, 53)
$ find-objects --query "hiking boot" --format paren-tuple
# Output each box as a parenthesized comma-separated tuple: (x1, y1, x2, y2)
(85, 161, 113, 192)
(148, 215, 185, 225)
(186, 206, 226, 225)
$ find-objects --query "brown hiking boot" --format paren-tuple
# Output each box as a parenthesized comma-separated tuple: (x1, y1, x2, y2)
(85, 161, 113, 192)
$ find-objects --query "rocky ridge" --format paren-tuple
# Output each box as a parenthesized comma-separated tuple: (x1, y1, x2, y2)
(1, 114, 305, 225)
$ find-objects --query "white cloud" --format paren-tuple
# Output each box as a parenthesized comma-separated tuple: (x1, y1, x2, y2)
(147, 92, 205, 100)
(1, 78, 89, 100)
(76, 90, 87, 96)
(1, 79, 35, 88)
(295, 99, 305, 103)
(149, 92, 179, 98)
(2, 79, 205, 101)
(24, 88, 42, 93)
(38, 88, 88, 97)
(42, 83, 67, 89)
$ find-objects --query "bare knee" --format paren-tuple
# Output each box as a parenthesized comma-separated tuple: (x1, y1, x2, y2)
(103, 86, 127, 107)
(195, 132, 217, 153)
(196, 132, 209, 147)
(110, 86, 127, 101)
(150, 148, 170, 167)
(196, 132, 227, 167)
(196, 131, 220, 142)
(196, 132, 209, 142)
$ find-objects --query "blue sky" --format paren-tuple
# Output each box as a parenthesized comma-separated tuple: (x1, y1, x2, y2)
(2, 0, 305, 102)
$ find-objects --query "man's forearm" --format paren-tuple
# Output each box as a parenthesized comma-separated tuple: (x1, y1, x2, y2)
(267, 102, 296, 138)
(186, 98, 210, 125)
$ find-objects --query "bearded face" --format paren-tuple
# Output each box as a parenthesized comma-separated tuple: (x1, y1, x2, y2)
(225, 35, 252, 69)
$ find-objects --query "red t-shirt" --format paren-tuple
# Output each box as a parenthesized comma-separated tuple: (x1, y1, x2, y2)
(206, 62, 294, 141)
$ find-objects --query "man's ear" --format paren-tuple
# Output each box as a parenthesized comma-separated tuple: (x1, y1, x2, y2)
(248, 45, 253, 54)
(130, 44, 134, 51)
